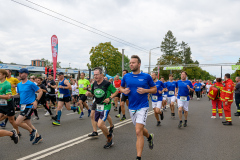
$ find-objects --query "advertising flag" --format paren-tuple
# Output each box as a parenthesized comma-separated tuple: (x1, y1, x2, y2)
(51, 35, 58, 80)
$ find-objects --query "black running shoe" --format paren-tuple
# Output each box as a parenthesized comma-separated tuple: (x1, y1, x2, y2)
(160, 112, 164, 120)
(184, 123, 187, 127)
(10, 129, 19, 144)
(88, 132, 98, 138)
(52, 115, 57, 121)
(18, 132, 22, 138)
(157, 121, 161, 126)
(30, 129, 37, 141)
(104, 134, 114, 149)
(109, 125, 114, 134)
(178, 121, 182, 128)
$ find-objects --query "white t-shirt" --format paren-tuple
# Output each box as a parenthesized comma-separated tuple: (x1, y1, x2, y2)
(206, 85, 212, 92)
(71, 84, 78, 95)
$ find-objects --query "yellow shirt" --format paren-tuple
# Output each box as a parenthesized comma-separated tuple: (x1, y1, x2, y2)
(6, 77, 20, 95)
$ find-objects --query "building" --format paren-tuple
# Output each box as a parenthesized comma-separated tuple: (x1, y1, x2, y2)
(31, 59, 45, 67)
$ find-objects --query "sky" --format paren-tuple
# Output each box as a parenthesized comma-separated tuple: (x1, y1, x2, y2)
(1, 0, 240, 78)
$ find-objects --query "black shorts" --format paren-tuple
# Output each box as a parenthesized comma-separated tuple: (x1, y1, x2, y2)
(0, 100, 15, 117)
(20, 108, 34, 119)
(58, 96, 71, 102)
(79, 94, 87, 102)
(116, 93, 121, 98)
(91, 102, 96, 110)
(48, 95, 56, 102)
(121, 94, 128, 102)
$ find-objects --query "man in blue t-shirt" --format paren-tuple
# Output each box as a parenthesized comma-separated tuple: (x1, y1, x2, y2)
(160, 77, 168, 110)
(15, 68, 43, 144)
(120, 55, 157, 160)
(175, 71, 193, 128)
(194, 80, 202, 100)
(150, 72, 166, 126)
(165, 74, 177, 118)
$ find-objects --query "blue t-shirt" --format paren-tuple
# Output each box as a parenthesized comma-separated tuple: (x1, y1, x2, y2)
(17, 80, 39, 108)
(59, 78, 70, 97)
(176, 80, 193, 101)
(194, 83, 202, 91)
(121, 72, 155, 110)
(152, 80, 165, 102)
(163, 82, 168, 96)
(165, 81, 177, 97)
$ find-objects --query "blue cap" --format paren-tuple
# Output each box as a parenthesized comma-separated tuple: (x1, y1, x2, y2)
(19, 68, 29, 74)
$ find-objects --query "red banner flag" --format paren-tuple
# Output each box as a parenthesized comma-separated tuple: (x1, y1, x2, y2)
(51, 35, 58, 80)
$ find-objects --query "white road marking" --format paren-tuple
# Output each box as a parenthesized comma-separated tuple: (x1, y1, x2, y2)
(17, 110, 154, 160)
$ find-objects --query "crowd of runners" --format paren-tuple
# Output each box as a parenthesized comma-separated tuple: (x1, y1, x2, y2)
(0, 55, 240, 160)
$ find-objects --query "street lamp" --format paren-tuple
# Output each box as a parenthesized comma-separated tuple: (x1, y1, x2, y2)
(148, 47, 160, 74)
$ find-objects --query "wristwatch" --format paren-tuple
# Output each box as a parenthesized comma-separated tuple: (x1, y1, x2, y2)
(36, 99, 39, 102)
(109, 97, 112, 101)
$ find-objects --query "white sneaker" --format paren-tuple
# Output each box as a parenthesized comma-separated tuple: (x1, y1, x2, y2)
(44, 111, 50, 116)
(211, 116, 216, 119)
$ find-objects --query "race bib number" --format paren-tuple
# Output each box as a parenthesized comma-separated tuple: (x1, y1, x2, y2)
(197, 87, 200, 89)
(59, 94, 64, 99)
(96, 104, 104, 112)
(21, 104, 26, 111)
(47, 88, 51, 92)
(0, 99, 7, 106)
(169, 91, 174, 95)
(79, 84, 84, 88)
(180, 96, 187, 101)
(152, 96, 158, 101)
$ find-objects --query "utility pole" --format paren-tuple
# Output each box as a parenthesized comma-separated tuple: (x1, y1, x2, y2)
(149, 47, 160, 74)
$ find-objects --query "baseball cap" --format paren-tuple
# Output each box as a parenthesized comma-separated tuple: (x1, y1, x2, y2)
(19, 68, 29, 74)
(57, 72, 64, 75)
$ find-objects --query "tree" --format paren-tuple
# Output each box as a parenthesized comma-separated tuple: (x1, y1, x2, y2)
(87, 42, 129, 76)
(0, 60, 3, 63)
(41, 58, 61, 68)
(231, 58, 240, 81)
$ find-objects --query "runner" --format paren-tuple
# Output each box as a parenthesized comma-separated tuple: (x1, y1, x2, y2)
(160, 77, 167, 110)
(46, 74, 57, 112)
(78, 72, 91, 118)
(0, 129, 18, 144)
(117, 70, 129, 121)
(52, 72, 81, 126)
(175, 71, 193, 128)
(113, 75, 121, 112)
(0, 69, 21, 136)
(36, 77, 54, 117)
(71, 79, 78, 108)
(150, 72, 165, 126)
(165, 74, 177, 118)
(120, 55, 156, 160)
(15, 68, 43, 144)
(86, 67, 118, 149)
(194, 80, 202, 100)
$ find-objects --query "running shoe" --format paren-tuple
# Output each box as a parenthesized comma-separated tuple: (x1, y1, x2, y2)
(52, 121, 61, 126)
(160, 112, 164, 120)
(88, 109, 91, 117)
(157, 121, 161, 126)
(178, 121, 182, 128)
(30, 129, 37, 141)
(18, 132, 22, 138)
(33, 117, 40, 121)
(77, 106, 81, 114)
(114, 107, 118, 111)
(52, 115, 57, 121)
(148, 133, 154, 150)
(44, 111, 50, 116)
(183, 122, 187, 127)
(0, 122, 6, 128)
(211, 116, 216, 119)
(115, 114, 120, 118)
(120, 116, 126, 121)
(88, 132, 98, 138)
(10, 129, 19, 144)
(32, 135, 43, 145)
(79, 112, 84, 118)
(104, 134, 114, 149)
(109, 125, 114, 134)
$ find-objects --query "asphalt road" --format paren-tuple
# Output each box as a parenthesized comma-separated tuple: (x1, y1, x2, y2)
(1, 96, 240, 160)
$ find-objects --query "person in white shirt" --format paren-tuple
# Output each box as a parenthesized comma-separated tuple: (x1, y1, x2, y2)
(71, 79, 78, 107)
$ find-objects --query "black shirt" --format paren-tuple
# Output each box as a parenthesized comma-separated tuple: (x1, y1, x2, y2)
(46, 80, 56, 94)
(38, 84, 47, 101)
(235, 82, 240, 94)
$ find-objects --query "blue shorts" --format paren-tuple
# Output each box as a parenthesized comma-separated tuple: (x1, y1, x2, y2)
(95, 110, 110, 122)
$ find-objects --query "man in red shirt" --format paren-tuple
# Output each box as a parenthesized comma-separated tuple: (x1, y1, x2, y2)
(221, 73, 234, 125)
(113, 75, 121, 111)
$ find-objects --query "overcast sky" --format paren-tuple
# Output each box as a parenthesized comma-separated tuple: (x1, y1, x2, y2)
(1, 0, 240, 77)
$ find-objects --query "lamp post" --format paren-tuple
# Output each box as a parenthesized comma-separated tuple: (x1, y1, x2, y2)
(148, 47, 160, 74)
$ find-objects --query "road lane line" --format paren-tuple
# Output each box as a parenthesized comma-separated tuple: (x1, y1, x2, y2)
(17, 110, 154, 160)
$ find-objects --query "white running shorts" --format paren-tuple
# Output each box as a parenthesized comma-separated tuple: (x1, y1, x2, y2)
(129, 107, 148, 126)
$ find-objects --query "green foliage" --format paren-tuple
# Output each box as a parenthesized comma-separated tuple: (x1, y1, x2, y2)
(231, 58, 240, 81)
(153, 30, 215, 80)
(41, 58, 61, 68)
(0, 60, 3, 63)
(87, 42, 130, 76)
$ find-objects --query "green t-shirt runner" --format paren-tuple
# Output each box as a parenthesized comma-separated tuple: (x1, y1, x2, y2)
(78, 79, 90, 94)
(0, 80, 12, 106)
(91, 80, 116, 111)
